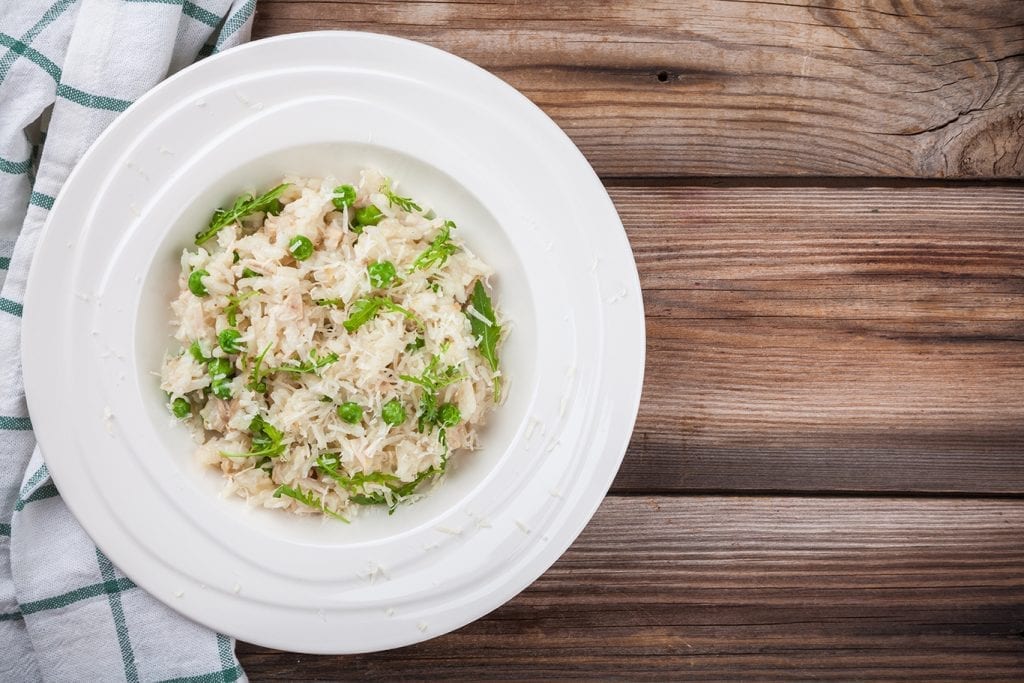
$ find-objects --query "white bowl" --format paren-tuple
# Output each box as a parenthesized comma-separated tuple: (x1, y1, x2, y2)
(22, 31, 644, 653)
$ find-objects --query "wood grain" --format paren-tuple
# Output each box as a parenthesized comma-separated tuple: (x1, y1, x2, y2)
(253, 0, 1024, 178)
(610, 183, 1024, 494)
(237, 495, 1024, 680)
(242, 5, 1024, 678)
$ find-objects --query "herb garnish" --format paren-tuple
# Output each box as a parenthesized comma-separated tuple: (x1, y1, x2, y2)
(410, 221, 458, 273)
(343, 296, 423, 333)
(246, 343, 273, 392)
(315, 454, 435, 514)
(400, 353, 466, 434)
(314, 298, 345, 308)
(189, 340, 209, 364)
(269, 349, 339, 375)
(316, 454, 399, 491)
(195, 183, 290, 246)
(224, 290, 258, 327)
(272, 484, 348, 522)
(221, 414, 286, 459)
(380, 179, 421, 213)
(467, 280, 501, 400)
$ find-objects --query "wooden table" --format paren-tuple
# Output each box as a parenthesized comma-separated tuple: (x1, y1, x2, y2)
(242, 2, 1024, 679)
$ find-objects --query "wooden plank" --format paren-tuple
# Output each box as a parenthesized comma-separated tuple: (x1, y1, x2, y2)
(236, 495, 1024, 680)
(252, 0, 1024, 178)
(607, 184, 1024, 494)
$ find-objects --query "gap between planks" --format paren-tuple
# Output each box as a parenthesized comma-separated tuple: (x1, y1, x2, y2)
(236, 495, 1024, 681)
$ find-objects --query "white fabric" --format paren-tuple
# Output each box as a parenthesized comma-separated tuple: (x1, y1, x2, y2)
(1, 1, 256, 680)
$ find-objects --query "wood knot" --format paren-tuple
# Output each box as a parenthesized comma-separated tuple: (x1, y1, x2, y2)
(954, 110, 1024, 177)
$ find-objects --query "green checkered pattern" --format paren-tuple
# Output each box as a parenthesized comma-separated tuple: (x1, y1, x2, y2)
(1, 1, 255, 680)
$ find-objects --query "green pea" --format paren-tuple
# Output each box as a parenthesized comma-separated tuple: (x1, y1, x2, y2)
(332, 184, 357, 209)
(353, 205, 383, 229)
(218, 329, 243, 354)
(288, 235, 314, 261)
(211, 379, 233, 400)
(337, 401, 363, 424)
(171, 397, 191, 419)
(367, 260, 397, 289)
(381, 398, 406, 426)
(207, 357, 232, 381)
(188, 269, 209, 297)
(437, 403, 461, 428)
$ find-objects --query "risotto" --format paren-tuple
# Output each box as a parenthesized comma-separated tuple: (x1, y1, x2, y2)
(159, 170, 504, 521)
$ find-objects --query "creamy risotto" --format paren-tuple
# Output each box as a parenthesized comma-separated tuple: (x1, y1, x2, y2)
(159, 170, 504, 521)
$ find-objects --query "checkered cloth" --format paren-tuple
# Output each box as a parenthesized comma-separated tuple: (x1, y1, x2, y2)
(1, 1, 258, 680)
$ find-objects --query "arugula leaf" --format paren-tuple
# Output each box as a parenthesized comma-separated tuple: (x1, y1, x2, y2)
(410, 221, 459, 273)
(399, 353, 467, 433)
(351, 467, 442, 511)
(220, 414, 286, 459)
(314, 298, 345, 308)
(315, 454, 400, 490)
(379, 178, 421, 213)
(399, 353, 466, 393)
(248, 415, 284, 454)
(315, 453, 436, 514)
(343, 296, 423, 333)
(349, 492, 389, 506)
(246, 342, 274, 392)
(466, 280, 501, 400)
(405, 336, 425, 352)
(395, 466, 440, 497)
(224, 290, 258, 327)
(414, 390, 439, 434)
(189, 341, 209, 364)
(269, 349, 339, 375)
(272, 485, 348, 522)
(195, 183, 290, 246)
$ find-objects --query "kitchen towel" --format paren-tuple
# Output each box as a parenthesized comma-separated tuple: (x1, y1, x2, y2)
(0, 0, 256, 680)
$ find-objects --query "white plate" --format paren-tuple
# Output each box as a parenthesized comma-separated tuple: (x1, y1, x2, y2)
(22, 31, 644, 654)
